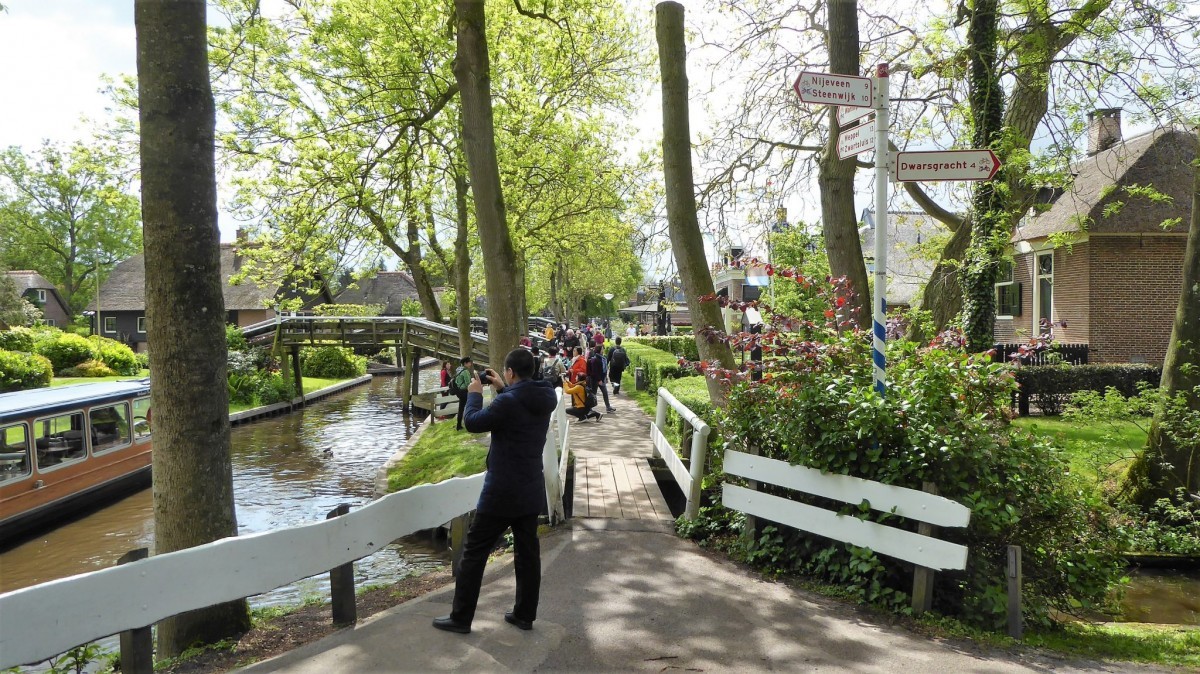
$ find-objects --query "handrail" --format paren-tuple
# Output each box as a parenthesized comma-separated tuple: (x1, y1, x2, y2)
(651, 387, 710, 520)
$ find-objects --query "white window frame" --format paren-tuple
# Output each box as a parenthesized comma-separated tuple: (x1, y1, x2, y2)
(137, 316, 147, 333)
(89, 402, 132, 456)
(104, 316, 117, 334)
(34, 289, 47, 302)
(0, 422, 32, 483)
(1033, 251, 1054, 334)
(44, 318, 56, 327)
(33, 412, 89, 473)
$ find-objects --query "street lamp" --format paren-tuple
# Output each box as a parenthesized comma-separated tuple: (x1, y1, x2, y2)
(603, 293, 614, 320)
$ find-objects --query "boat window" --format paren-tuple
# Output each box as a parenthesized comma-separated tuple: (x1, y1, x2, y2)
(34, 412, 88, 470)
(0, 423, 31, 483)
(132, 397, 151, 442)
(90, 403, 132, 454)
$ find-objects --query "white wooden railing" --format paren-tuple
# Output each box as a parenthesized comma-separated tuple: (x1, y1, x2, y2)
(721, 450, 972, 571)
(651, 387, 710, 520)
(0, 388, 573, 670)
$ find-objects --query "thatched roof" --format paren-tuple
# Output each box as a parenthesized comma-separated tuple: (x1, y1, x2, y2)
(89, 244, 328, 312)
(334, 271, 419, 315)
(5, 270, 69, 310)
(860, 210, 942, 306)
(1013, 127, 1196, 241)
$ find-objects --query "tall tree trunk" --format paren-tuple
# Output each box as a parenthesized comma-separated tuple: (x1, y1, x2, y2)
(454, 162, 473, 354)
(656, 1, 736, 406)
(961, 0, 1007, 350)
(135, 0, 249, 657)
(817, 0, 871, 329)
(909, 220, 971, 341)
(1126, 128, 1200, 506)
(454, 0, 521, 360)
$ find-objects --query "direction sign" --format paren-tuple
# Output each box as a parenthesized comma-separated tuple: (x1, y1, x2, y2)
(793, 71, 873, 108)
(893, 149, 1002, 182)
(837, 120, 874, 160)
(838, 105, 873, 127)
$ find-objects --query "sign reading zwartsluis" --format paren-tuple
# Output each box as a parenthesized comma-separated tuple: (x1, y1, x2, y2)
(793, 71, 873, 108)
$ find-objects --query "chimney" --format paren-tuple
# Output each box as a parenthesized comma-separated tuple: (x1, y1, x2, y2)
(1087, 108, 1122, 156)
(235, 227, 248, 243)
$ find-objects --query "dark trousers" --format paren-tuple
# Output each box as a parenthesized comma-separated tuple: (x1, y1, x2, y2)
(455, 393, 468, 430)
(586, 376, 611, 410)
(450, 512, 541, 625)
(566, 406, 600, 421)
(610, 368, 625, 393)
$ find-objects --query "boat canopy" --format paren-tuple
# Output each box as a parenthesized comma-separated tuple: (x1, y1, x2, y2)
(0, 380, 151, 425)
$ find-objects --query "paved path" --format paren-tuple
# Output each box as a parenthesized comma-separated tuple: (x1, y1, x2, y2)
(238, 387, 1158, 673)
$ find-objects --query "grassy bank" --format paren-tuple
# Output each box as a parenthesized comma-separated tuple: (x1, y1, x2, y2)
(226, 376, 359, 414)
(1012, 415, 1147, 482)
(386, 420, 488, 492)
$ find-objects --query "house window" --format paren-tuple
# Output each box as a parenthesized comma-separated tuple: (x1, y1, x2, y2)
(994, 260, 1021, 317)
(34, 289, 47, 303)
(104, 316, 117, 333)
(137, 316, 147, 333)
(1034, 252, 1053, 334)
(44, 319, 56, 327)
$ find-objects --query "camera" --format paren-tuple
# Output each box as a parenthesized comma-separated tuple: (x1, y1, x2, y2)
(478, 370, 490, 385)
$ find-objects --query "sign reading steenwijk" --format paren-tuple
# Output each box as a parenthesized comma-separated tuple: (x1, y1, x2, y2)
(793, 71, 873, 108)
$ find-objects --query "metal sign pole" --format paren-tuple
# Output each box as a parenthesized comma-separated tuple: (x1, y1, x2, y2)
(872, 64, 890, 397)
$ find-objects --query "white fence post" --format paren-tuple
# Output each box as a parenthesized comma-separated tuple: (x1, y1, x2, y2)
(543, 390, 566, 523)
(685, 420, 710, 520)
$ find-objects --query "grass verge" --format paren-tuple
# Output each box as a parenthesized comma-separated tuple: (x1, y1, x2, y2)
(1012, 415, 1147, 483)
(227, 376, 361, 415)
(386, 420, 487, 492)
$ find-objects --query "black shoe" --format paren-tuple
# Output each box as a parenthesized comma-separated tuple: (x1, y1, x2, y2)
(432, 616, 470, 634)
(606, 407, 616, 413)
(504, 612, 533, 631)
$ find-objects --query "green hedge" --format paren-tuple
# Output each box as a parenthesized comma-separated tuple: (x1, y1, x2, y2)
(0, 328, 35, 353)
(0, 349, 53, 392)
(1015, 363, 1161, 415)
(88, 336, 140, 376)
(35, 332, 95, 372)
(626, 336, 699, 361)
(301, 346, 367, 379)
(623, 342, 688, 393)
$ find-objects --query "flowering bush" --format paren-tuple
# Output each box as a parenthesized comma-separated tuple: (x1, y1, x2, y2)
(684, 271, 1126, 630)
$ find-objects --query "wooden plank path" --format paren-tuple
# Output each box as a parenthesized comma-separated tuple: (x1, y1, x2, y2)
(568, 391, 675, 521)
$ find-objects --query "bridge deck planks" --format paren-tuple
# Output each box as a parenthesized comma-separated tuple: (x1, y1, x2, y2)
(573, 456, 672, 521)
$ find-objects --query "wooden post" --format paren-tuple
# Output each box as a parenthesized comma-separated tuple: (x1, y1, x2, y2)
(741, 444, 761, 548)
(1007, 544, 1023, 639)
(290, 344, 304, 405)
(118, 548, 153, 674)
(911, 481, 938, 615)
(450, 513, 472, 577)
(410, 348, 422, 402)
(326, 504, 357, 627)
(400, 347, 414, 410)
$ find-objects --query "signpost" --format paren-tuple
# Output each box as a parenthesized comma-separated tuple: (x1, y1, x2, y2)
(793, 71, 873, 108)
(792, 67, 1004, 398)
(838, 105, 873, 127)
(837, 119, 874, 160)
(894, 149, 1001, 182)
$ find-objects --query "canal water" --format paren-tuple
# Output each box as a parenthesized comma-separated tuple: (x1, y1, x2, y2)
(0, 371, 450, 607)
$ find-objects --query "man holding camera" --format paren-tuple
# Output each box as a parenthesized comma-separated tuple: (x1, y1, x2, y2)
(433, 348, 558, 635)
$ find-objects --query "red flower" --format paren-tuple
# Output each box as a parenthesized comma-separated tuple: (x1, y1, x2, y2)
(824, 309, 835, 318)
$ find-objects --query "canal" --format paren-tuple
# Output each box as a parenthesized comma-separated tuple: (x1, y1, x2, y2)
(0, 371, 449, 607)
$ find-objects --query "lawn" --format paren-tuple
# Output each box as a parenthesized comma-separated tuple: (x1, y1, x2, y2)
(227, 376, 360, 414)
(50, 370, 150, 387)
(385, 420, 488, 493)
(1012, 415, 1148, 483)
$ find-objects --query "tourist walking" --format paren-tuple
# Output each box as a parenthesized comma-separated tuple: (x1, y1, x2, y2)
(587, 346, 614, 413)
(432, 349, 558, 634)
(607, 337, 630, 395)
(568, 346, 587, 384)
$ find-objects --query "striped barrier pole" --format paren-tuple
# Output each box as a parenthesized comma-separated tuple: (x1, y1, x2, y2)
(872, 63, 890, 397)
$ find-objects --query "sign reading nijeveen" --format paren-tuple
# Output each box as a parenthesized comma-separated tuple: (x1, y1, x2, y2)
(793, 71, 873, 108)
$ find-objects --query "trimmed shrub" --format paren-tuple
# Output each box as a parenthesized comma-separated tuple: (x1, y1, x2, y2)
(623, 342, 687, 392)
(88, 336, 140, 375)
(1015, 363, 1161, 415)
(60, 359, 118, 378)
(0, 327, 36, 353)
(0, 349, 53, 391)
(255, 372, 295, 405)
(301, 346, 367, 379)
(626, 336, 700, 361)
(35, 332, 96, 372)
(136, 351, 150, 371)
(226, 324, 249, 352)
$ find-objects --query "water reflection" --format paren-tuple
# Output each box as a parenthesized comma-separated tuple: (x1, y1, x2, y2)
(0, 372, 449, 608)
(1120, 569, 1200, 625)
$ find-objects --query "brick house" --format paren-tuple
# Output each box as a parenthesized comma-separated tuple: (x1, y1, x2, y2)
(5, 270, 72, 327)
(995, 112, 1195, 365)
(89, 243, 333, 352)
(333, 271, 420, 314)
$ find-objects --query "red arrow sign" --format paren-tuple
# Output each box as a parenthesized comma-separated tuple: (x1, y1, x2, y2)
(893, 149, 1002, 182)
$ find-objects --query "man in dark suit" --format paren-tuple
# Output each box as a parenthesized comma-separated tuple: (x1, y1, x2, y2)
(433, 348, 558, 634)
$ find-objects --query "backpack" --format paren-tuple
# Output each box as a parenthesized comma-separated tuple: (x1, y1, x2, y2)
(449, 366, 471, 396)
(609, 346, 628, 370)
(587, 353, 604, 380)
(584, 387, 598, 409)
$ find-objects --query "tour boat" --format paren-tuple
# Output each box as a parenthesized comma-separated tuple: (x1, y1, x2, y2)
(0, 380, 152, 544)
